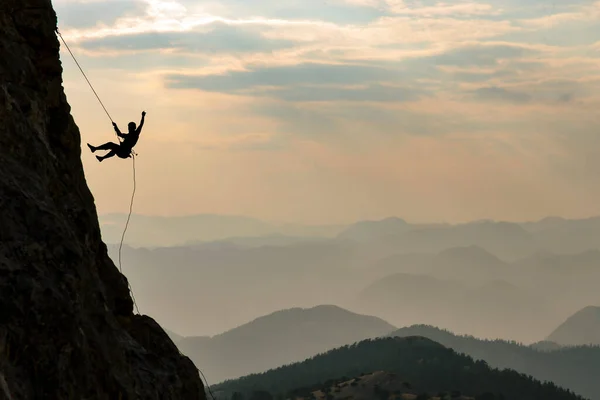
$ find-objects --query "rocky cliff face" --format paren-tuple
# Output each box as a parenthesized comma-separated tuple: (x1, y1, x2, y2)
(0, 1, 206, 399)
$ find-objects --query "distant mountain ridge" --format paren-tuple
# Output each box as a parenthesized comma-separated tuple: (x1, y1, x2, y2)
(547, 306, 600, 346)
(99, 213, 345, 247)
(426, 245, 509, 283)
(434, 245, 506, 268)
(176, 305, 396, 383)
(353, 272, 551, 342)
(108, 241, 366, 336)
(336, 217, 413, 241)
(105, 215, 600, 342)
(101, 213, 600, 254)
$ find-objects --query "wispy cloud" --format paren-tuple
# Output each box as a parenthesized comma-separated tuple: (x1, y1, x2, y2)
(472, 86, 531, 103)
(387, 2, 500, 16)
(78, 22, 296, 54)
(55, 0, 147, 29)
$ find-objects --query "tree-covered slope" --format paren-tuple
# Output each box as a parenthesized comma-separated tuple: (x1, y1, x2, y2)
(214, 337, 585, 400)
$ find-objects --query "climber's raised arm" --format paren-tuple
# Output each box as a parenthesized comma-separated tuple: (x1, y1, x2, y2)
(136, 111, 146, 135)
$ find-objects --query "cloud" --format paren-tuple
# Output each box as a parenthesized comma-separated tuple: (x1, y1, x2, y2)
(76, 22, 296, 53)
(387, 2, 500, 17)
(438, 59, 545, 85)
(489, 2, 600, 47)
(55, 0, 147, 29)
(171, 0, 388, 25)
(518, 1, 600, 28)
(247, 99, 495, 141)
(159, 42, 540, 90)
(471, 86, 531, 103)
(59, 0, 523, 53)
(425, 43, 539, 67)
(258, 14, 521, 48)
(448, 69, 510, 83)
(517, 78, 600, 104)
(165, 62, 402, 92)
(156, 38, 592, 108)
(258, 84, 425, 102)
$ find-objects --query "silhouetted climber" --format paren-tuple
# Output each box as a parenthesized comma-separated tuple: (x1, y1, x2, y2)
(87, 111, 146, 162)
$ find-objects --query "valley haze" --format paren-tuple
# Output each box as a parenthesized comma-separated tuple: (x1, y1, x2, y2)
(102, 213, 600, 344)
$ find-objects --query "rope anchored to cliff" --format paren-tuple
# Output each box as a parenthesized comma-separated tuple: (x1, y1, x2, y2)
(55, 27, 144, 160)
(55, 28, 114, 124)
(56, 27, 140, 315)
(57, 27, 219, 400)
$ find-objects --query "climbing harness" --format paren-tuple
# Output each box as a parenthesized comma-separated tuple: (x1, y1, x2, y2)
(55, 27, 139, 313)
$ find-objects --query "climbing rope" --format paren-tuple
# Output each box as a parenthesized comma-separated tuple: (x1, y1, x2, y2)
(173, 347, 216, 400)
(118, 153, 140, 315)
(55, 27, 139, 314)
(198, 368, 217, 400)
(55, 28, 114, 125)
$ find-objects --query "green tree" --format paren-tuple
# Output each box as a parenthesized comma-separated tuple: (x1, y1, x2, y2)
(231, 392, 244, 400)
(249, 391, 273, 400)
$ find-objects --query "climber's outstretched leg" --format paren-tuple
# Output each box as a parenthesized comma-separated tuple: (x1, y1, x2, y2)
(88, 142, 119, 153)
(88, 142, 120, 153)
(88, 142, 121, 162)
(96, 150, 117, 162)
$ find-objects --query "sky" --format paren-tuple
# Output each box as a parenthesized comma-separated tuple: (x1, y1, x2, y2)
(53, 0, 600, 225)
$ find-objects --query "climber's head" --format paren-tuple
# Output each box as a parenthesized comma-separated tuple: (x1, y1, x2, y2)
(128, 122, 136, 133)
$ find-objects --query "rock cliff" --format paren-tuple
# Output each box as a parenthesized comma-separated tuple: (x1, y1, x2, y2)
(0, 0, 206, 398)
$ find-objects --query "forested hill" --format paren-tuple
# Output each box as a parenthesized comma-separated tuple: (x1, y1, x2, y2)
(289, 371, 491, 400)
(389, 325, 600, 400)
(213, 337, 586, 400)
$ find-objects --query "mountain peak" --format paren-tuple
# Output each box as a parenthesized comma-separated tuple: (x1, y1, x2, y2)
(437, 245, 502, 262)
(337, 217, 411, 241)
(547, 306, 600, 346)
(178, 306, 396, 382)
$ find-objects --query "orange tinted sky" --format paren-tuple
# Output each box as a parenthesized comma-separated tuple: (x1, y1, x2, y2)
(54, 0, 600, 224)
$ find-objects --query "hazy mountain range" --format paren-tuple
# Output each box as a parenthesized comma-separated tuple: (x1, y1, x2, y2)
(109, 241, 366, 336)
(100, 212, 600, 399)
(110, 236, 600, 340)
(101, 214, 600, 255)
(352, 271, 551, 343)
(164, 304, 600, 398)
(174, 305, 395, 383)
(99, 213, 343, 247)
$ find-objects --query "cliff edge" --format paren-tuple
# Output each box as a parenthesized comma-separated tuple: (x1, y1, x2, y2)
(0, 0, 206, 398)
